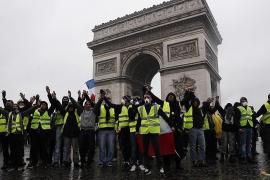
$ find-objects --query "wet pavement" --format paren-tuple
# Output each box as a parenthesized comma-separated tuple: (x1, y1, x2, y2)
(1, 139, 270, 180)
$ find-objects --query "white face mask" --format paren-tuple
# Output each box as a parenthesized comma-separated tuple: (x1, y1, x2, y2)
(19, 105, 24, 109)
(121, 99, 126, 104)
(242, 102, 248, 106)
(135, 101, 139, 106)
(145, 98, 150, 104)
(130, 99, 134, 104)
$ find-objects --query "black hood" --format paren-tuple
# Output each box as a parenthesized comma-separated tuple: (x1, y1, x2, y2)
(165, 92, 177, 102)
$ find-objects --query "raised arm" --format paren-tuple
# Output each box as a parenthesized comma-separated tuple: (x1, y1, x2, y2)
(68, 90, 83, 115)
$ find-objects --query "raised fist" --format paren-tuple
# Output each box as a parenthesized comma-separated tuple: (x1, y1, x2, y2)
(2, 90, 6, 99)
(46, 86, 50, 94)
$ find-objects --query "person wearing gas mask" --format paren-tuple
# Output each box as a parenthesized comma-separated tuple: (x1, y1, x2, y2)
(55, 90, 81, 168)
(144, 85, 184, 174)
(138, 93, 169, 176)
(94, 89, 116, 167)
(256, 94, 270, 157)
(181, 89, 206, 167)
(77, 90, 96, 167)
(128, 96, 145, 172)
(103, 94, 132, 170)
(46, 86, 69, 167)
(27, 94, 55, 168)
(235, 97, 255, 164)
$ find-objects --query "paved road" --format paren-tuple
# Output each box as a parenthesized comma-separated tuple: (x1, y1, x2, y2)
(1, 139, 270, 180)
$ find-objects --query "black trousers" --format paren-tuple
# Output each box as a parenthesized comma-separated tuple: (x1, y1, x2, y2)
(118, 127, 131, 162)
(29, 129, 51, 165)
(9, 133, 24, 167)
(204, 130, 217, 161)
(79, 129, 95, 164)
(261, 126, 270, 154)
(0, 132, 10, 165)
(142, 134, 162, 170)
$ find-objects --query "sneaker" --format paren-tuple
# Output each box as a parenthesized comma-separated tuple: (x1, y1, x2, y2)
(130, 165, 136, 172)
(138, 165, 145, 171)
(107, 162, 113, 167)
(160, 167, 165, 174)
(112, 158, 117, 162)
(144, 168, 151, 175)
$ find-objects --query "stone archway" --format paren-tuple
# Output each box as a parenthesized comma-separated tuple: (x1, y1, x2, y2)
(121, 51, 162, 96)
(88, 0, 222, 103)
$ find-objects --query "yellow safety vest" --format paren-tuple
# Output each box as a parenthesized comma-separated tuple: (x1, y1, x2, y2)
(203, 114, 210, 130)
(183, 107, 193, 129)
(129, 105, 138, 133)
(118, 106, 129, 128)
(23, 116, 29, 130)
(9, 113, 23, 133)
(31, 110, 51, 130)
(162, 101, 171, 118)
(0, 114, 7, 133)
(238, 106, 253, 127)
(62, 111, 80, 130)
(98, 105, 115, 129)
(138, 104, 160, 134)
(261, 102, 270, 124)
(55, 111, 64, 125)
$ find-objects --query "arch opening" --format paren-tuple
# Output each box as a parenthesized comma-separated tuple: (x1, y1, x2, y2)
(123, 53, 161, 97)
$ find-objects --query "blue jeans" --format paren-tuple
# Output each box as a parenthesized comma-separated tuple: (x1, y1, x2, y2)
(52, 125, 63, 164)
(63, 137, 79, 163)
(239, 128, 252, 159)
(98, 129, 115, 165)
(189, 128, 205, 161)
(130, 132, 142, 166)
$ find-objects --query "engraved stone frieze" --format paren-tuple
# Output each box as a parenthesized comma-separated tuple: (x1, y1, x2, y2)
(172, 75, 197, 99)
(120, 43, 163, 67)
(96, 58, 117, 76)
(93, 0, 204, 40)
(168, 39, 199, 62)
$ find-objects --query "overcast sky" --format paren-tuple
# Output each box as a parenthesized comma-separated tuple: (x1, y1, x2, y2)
(0, 0, 269, 110)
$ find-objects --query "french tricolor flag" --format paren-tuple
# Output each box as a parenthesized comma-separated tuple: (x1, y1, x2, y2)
(85, 79, 96, 102)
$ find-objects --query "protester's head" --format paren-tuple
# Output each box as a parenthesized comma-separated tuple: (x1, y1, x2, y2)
(40, 101, 48, 111)
(166, 92, 177, 103)
(5, 100, 14, 111)
(144, 94, 152, 105)
(224, 103, 233, 110)
(62, 96, 69, 107)
(13, 104, 19, 113)
(234, 102, 241, 108)
(240, 97, 248, 107)
(192, 98, 200, 108)
(67, 102, 75, 112)
(17, 100, 25, 111)
(84, 101, 92, 110)
(121, 95, 131, 105)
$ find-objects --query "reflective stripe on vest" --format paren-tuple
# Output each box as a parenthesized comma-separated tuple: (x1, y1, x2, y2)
(138, 104, 160, 134)
(183, 107, 193, 129)
(62, 111, 80, 131)
(261, 102, 270, 124)
(10, 113, 22, 133)
(98, 105, 115, 129)
(238, 106, 253, 127)
(0, 114, 7, 133)
(31, 110, 51, 130)
(162, 101, 170, 118)
(118, 106, 129, 128)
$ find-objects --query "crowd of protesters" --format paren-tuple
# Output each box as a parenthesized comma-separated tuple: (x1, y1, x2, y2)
(0, 85, 269, 177)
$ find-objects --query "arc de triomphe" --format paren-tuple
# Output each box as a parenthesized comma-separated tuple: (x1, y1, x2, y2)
(88, 0, 222, 103)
